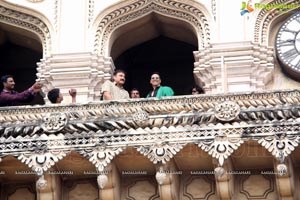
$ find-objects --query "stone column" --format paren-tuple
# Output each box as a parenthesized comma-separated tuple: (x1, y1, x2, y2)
(156, 160, 180, 200)
(37, 53, 114, 103)
(274, 157, 296, 200)
(213, 159, 234, 200)
(193, 41, 274, 93)
(99, 162, 121, 200)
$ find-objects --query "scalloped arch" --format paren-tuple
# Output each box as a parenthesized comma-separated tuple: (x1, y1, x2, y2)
(92, 0, 212, 56)
(0, 1, 53, 57)
(253, 0, 299, 45)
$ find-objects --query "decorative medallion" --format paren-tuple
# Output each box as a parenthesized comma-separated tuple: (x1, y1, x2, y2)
(41, 113, 68, 133)
(215, 101, 240, 121)
(132, 110, 149, 126)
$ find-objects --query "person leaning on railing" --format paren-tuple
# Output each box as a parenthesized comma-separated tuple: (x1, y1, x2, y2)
(100, 69, 130, 100)
(0, 75, 42, 107)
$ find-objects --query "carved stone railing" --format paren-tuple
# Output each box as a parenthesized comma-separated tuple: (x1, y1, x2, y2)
(1, 89, 300, 188)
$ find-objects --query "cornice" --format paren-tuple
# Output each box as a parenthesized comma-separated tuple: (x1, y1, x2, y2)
(0, 90, 300, 179)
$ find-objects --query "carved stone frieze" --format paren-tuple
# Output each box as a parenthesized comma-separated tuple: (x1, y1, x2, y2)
(94, 0, 210, 55)
(136, 142, 185, 164)
(1, 90, 300, 138)
(258, 133, 300, 162)
(18, 150, 69, 175)
(0, 90, 300, 168)
(198, 137, 244, 166)
(79, 146, 124, 171)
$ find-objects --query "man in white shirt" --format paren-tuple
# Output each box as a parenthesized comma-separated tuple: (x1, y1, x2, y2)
(101, 69, 129, 100)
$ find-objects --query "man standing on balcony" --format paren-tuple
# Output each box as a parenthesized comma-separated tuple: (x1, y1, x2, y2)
(146, 72, 174, 98)
(101, 69, 130, 100)
(0, 75, 42, 107)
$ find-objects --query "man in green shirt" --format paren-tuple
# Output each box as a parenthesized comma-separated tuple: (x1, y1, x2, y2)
(146, 72, 174, 98)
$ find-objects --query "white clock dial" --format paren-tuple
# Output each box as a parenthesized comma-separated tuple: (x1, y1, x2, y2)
(276, 12, 300, 77)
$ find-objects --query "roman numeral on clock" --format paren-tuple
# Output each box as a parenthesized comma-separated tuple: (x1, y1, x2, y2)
(281, 48, 299, 62)
(278, 39, 295, 47)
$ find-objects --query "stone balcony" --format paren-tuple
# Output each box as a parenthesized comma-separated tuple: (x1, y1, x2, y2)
(1, 90, 300, 199)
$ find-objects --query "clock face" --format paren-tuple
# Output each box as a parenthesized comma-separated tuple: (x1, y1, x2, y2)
(276, 12, 300, 78)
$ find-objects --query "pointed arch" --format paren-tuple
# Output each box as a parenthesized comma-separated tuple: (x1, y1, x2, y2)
(0, 1, 54, 57)
(92, 0, 212, 56)
(253, 0, 299, 45)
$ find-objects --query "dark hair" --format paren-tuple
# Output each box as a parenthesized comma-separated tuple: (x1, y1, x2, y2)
(47, 88, 60, 103)
(191, 85, 203, 93)
(113, 69, 126, 76)
(1, 75, 13, 83)
(151, 72, 160, 77)
(130, 88, 139, 92)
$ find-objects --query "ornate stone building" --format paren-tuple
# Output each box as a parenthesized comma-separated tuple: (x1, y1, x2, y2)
(0, 0, 300, 199)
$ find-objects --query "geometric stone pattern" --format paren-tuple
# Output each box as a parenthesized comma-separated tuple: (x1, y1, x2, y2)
(127, 179, 159, 200)
(1, 90, 300, 171)
(183, 176, 216, 200)
(240, 175, 274, 199)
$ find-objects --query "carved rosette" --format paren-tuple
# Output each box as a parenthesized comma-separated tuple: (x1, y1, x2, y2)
(132, 110, 149, 126)
(215, 101, 240, 121)
(18, 150, 69, 175)
(198, 138, 244, 166)
(136, 143, 184, 164)
(41, 113, 68, 133)
(258, 134, 300, 161)
(79, 146, 124, 171)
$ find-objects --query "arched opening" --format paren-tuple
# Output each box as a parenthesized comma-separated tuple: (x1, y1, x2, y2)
(0, 23, 44, 105)
(114, 36, 197, 97)
(110, 13, 199, 97)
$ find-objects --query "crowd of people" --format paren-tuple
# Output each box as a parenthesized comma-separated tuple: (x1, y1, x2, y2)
(0, 71, 203, 106)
